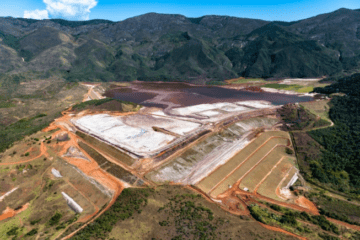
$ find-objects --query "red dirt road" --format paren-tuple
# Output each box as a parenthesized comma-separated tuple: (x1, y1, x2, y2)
(0, 142, 47, 166)
(326, 217, 360, 231)
(259, 222, 307, 240)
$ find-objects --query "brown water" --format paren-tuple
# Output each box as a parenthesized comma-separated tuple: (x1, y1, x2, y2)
(105, 82, 313, 108)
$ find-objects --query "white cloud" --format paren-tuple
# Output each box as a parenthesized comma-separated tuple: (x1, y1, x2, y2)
(23, 0, 98, 20)
(43, 0, 98, 20)
(23, 9, 49, 20)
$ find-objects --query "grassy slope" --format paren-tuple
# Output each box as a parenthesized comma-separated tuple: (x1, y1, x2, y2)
(0, 78, 87, 154)
(71, 185, 296, 240)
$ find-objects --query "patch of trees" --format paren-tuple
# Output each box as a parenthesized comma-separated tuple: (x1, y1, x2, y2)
(293, 73, 360, 193)
(157, 194, 221, 239)
(307, 191, 360, 226)
(71, 188, 152, 240)
(313, 73, 360, 96)
(48, 212, 62, 226)
(250, 203, 339, 235)
(0, 113, 53, 153)
(71, 98, 140, 112)
(308, 95, 360, 191)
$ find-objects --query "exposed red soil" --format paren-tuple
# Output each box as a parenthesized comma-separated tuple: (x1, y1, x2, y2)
(0, 142, 47, 166)
(259, 222, 307, 240)
(185, 185, 250, 216)
(295, 197, 319, 215)
(41, 110, 129, 240)
(243, 86, 264, 92)
(326, 217, 360, 231)
(0, 203, 29, 221)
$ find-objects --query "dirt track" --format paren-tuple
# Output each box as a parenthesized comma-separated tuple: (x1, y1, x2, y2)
(208, 136, 290, 196)
(0, 141, 47, 166)
(253, 157, 285, 193)
(41, 112, 127, 240)
(259, 222, 306, 240)
(326, 217, 360, 231)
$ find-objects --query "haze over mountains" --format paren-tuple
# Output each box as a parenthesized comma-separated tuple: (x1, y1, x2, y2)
(0, 8, 359, 82)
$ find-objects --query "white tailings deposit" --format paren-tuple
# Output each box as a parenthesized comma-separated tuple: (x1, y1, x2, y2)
(61, 192, 83, 213)
(147, 116, 278, 184)
(170, 102, 252, 116)
(72, 114, 177, 156)
(261, 88, 317, 97)
(0, 187, 19, 202)
(237, 101, 273, 109)
(148, 133, 251, 184)
(182, 135, 251, 185)
(51, 168, 63, 178)
(159, 101, 275, 123)
(122, 114, 200, 136)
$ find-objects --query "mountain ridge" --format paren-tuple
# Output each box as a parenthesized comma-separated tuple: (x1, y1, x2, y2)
(0, 8, 359, 82)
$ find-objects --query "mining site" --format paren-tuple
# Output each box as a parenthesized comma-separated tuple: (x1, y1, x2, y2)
(49, 82, 311, 211)
(1, 81, 359, 240)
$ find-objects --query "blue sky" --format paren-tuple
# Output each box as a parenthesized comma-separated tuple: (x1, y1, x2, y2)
(1, 0, 360, 22)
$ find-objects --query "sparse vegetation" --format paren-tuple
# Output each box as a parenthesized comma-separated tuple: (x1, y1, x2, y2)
(308, 191, 360, 225)
(71, 188, 152, 240)
(249, 203, 339, 235)
(71, 98, 141, 112)
(263, 83, 314, 93)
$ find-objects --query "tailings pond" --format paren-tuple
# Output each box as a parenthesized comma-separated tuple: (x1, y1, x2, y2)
(105, 82, 313, 109)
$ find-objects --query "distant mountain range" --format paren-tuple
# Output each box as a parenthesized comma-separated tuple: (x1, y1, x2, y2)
(0, 8, 360, 82)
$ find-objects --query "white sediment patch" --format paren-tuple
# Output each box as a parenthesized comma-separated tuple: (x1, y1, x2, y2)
(198, 110, 221, 117)
(72, 114, 175, 155)
(221, 105, 249, 112)
(51, 168, 63, 178)
(143, 115, 200, 135)
(61, 192, 83, 213)
(285, 172, 299, 189)
(237, 100, 273, 109)
(0, 187, 19, 202)
(171, 102, 251, 117)
(261, 87, 317, 97)
(183, 135, 251, 185)
(149, 133, 251, 185)
(172, 104, 217, 115)
(151, 110, 167, 116)
(280, 78, 321, 84)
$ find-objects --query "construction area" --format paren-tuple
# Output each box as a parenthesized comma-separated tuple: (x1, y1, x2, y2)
(195, 130, 297, 200)
(0, 94, 322, 239)
(65, 99, 302, 203)
(63, 99, 303, 207)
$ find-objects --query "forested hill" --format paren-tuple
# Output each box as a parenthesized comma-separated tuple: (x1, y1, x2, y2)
(0, 8, 360, 82)
(309, 74, 360, 193)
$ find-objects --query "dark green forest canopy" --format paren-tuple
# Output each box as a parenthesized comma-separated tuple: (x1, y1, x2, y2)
(311, 74, 360, 192)
(1, 8, 360, 82)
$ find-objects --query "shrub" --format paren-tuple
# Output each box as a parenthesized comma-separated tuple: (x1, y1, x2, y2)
(48, 212, 62, 226)
(25, 229, 38, 236)
(285, 148, 294, 155)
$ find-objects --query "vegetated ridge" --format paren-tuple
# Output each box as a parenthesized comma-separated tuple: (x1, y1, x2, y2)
(0, 8, 359, 82)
